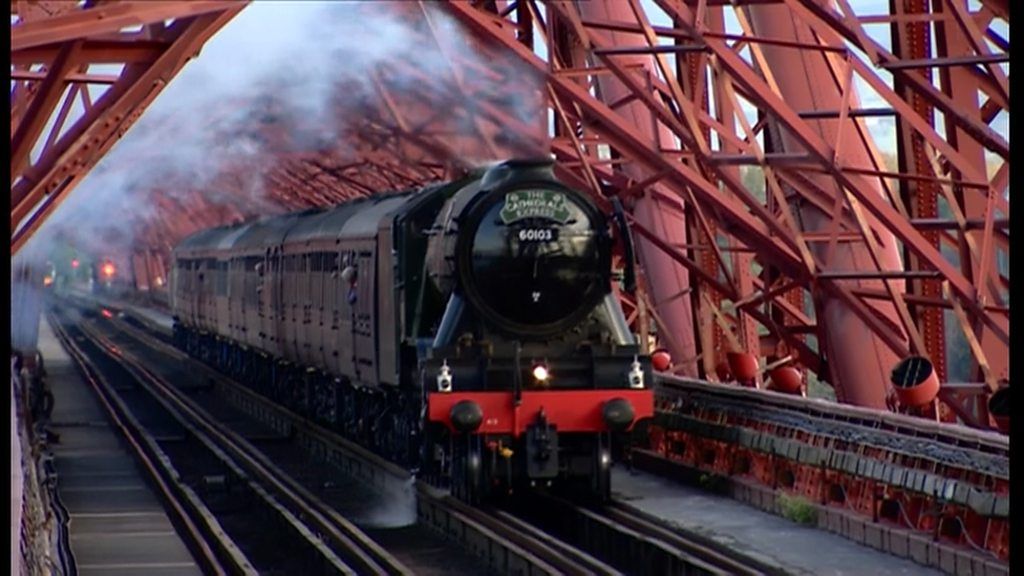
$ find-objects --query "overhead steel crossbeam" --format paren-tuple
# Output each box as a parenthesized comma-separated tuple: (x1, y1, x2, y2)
(443, 0, 1008, 429)
(51, 1, 543, 279)
(10, 0, 249, 255)
(10, 1, 1007, 430)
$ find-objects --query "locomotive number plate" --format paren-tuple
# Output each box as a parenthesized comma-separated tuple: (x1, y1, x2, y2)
(517, 228, 559, 242)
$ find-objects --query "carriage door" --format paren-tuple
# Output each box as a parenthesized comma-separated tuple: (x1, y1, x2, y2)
(351, 244, 377, 384)
(257, 249, 270, 348)
(268, 249, 282, 352)
(194, 260, 203, 329)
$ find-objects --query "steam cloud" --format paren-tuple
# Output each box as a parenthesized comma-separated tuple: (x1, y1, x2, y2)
(14, 2, 545, 351)
(357, 477, 418, 529)
(20, 1, 544, 260)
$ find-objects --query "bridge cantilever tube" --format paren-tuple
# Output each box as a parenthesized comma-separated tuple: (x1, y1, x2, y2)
(745, 4, 908, 408)
(576, 0, 699, 377)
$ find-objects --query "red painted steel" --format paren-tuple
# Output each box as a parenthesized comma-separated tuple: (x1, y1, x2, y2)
(569, 0, 700, 377)
(427, 390, 655, 436)
(726, 352, 759, 386)
(10, 1, 248, 255)
(650, 378, 1010, 562)
(767, 366, 803, 394)
(743, 4, 906, 409)
(441, 1, 1007, 429)
(651, 350, 672, 372)
(10, 1, 1009, 431)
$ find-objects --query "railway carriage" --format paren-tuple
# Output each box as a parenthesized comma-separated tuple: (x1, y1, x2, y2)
(171, 159, 654, 501)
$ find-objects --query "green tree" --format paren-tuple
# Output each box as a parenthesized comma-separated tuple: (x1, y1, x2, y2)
(740, 166, 766, 203)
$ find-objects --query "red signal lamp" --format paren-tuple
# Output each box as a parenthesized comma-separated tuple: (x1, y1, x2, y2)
(71, 259, 80, 269)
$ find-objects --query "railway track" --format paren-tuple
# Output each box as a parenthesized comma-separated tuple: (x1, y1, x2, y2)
(511, 492, 783, 576)
(49, 311, 256, 576)
(54, 307, 410, 575)
(602, 500, 782, 576)
(60, 298, 623, 575)
(74, 295, 785, 575)
(64, 294, 1009, 574)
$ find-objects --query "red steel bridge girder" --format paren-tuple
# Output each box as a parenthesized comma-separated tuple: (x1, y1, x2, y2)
(12, 0, 544, 287)
(10, 1, 1008, 432)
(444, 0, 1008, 429)
(10, 0, 250, 255)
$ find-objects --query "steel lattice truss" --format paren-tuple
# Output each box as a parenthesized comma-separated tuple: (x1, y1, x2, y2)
(443, 0, 1009, 429)
(124, 2, 547, 253)
(10, 0, 249, 254)
(9, 1, 1009, 430)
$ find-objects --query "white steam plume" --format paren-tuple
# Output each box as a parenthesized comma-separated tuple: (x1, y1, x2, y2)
(21, 1, 544, 260)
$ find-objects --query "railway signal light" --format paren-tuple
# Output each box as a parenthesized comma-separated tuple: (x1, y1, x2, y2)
(101, 262, 116, 278)
(71, 259, 79, 269)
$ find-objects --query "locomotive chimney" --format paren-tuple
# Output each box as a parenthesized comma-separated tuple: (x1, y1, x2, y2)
(481, 158, 555, 189)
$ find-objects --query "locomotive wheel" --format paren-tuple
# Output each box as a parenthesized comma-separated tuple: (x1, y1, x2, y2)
(453, 435, 486, 504)
(419, 423, 448, 488)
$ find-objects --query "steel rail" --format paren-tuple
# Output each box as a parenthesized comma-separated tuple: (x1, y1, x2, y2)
(47, 311, 255, 576)
(465, 501, 622, 575)
(518, 491, 780, 576)
(74, 319, 408, 576)
(74, 295, 1010, 573)
(602, 501, 778, 576)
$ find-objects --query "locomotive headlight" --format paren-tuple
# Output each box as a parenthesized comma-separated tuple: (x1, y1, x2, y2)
(531, 363, 550, 383)
(437, 361, 453, 393)
(628, 357, 645, 389)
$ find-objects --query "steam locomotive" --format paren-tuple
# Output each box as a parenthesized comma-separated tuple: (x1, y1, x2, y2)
(171, 159, 653, 502)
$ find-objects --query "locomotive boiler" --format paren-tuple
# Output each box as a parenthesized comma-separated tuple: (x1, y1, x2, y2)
(171, 159, 653, 502)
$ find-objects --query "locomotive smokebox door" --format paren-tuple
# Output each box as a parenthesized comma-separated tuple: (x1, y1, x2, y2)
(526, 410, 559, 479)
